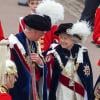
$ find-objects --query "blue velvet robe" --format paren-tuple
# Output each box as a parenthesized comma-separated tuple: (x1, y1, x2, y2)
(48, 43, 93, 100)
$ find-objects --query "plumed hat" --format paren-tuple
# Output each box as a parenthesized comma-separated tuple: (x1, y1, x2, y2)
(23, 14, 51, 31)
(54, 23, 73, 35)
(36, 0, 64, 25)
(55, 21, 91, 42)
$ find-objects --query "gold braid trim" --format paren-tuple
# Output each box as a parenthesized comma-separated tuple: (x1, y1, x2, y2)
(24, 41, 45, 67)
(0, 85, 8, 93)
(94, 82, 100, 100)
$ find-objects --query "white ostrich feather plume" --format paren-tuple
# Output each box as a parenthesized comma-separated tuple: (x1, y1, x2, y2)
(70, 21, 91, 37)
(36, 0, 64, 25)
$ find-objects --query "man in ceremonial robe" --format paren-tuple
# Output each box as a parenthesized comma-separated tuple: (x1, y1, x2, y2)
(9, 14, 51, 100)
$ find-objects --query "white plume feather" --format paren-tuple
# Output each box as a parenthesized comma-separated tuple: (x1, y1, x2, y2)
(36, 0, 64, 25)
(69, 21, 91, 42)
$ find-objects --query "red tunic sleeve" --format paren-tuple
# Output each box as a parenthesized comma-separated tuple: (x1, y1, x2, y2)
(43, 25, 59, 51)
(98, 59, 100, 66)
(0, 93, 12, 100)
(0, 21, 4, 40)
(92, 8, 100, 44)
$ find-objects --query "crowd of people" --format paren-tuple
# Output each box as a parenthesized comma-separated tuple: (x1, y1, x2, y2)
(0, 0, 100, 100)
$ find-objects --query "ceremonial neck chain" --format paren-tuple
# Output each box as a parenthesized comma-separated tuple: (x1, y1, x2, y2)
(26, 39, 45, 63)
(53, 49, 78, 70)
(70, 50, 77, 60)
(65, 50, 77, 61)
(29, 40, 41, 54)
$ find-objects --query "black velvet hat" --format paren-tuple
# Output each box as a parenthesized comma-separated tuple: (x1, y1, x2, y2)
(23, 14, 51, 31)
(55, 23, 73, 35)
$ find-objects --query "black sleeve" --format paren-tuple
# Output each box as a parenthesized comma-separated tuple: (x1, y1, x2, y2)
(77, 51, 93, 100)
(49, 58, 62, 100)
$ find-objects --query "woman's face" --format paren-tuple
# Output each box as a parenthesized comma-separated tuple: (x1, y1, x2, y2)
(5, 73, 18, 89)
(24, 26, 44, 41)
(28, 0, 42, 13)
(59, 34, 74, 49)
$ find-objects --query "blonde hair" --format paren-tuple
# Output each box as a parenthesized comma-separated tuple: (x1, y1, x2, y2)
(0, 39, 17, 85)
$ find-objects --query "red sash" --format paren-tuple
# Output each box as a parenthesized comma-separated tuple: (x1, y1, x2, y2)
(59, 74, 85, 97)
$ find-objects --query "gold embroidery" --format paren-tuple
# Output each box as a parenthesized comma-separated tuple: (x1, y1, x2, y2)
(94, 82, 100, 100)
(24, 55, 37, 68)
(25, 40, 45, 67)
(39, 39, 44, 44)
(39, 36, 44, 50)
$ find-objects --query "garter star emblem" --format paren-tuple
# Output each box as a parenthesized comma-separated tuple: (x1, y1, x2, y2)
(83, 65, 90, 76)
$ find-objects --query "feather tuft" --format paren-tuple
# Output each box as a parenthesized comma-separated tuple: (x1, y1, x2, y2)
(36, 0, 64, 25)
(69, 21, 91, 42)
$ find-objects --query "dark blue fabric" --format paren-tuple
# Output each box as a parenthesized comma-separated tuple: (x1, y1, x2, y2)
(77, 51, 93, 100)
(10, 32, 47, 100)
(9, 48, 32, 100)
(48, 43, 93, 100)
(9, 32, 32, 100)
(49, 58, 62, 100)
(80, 0, 100, 26)
(16, 32, 29, 54)
(43, 64, 47, 100)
